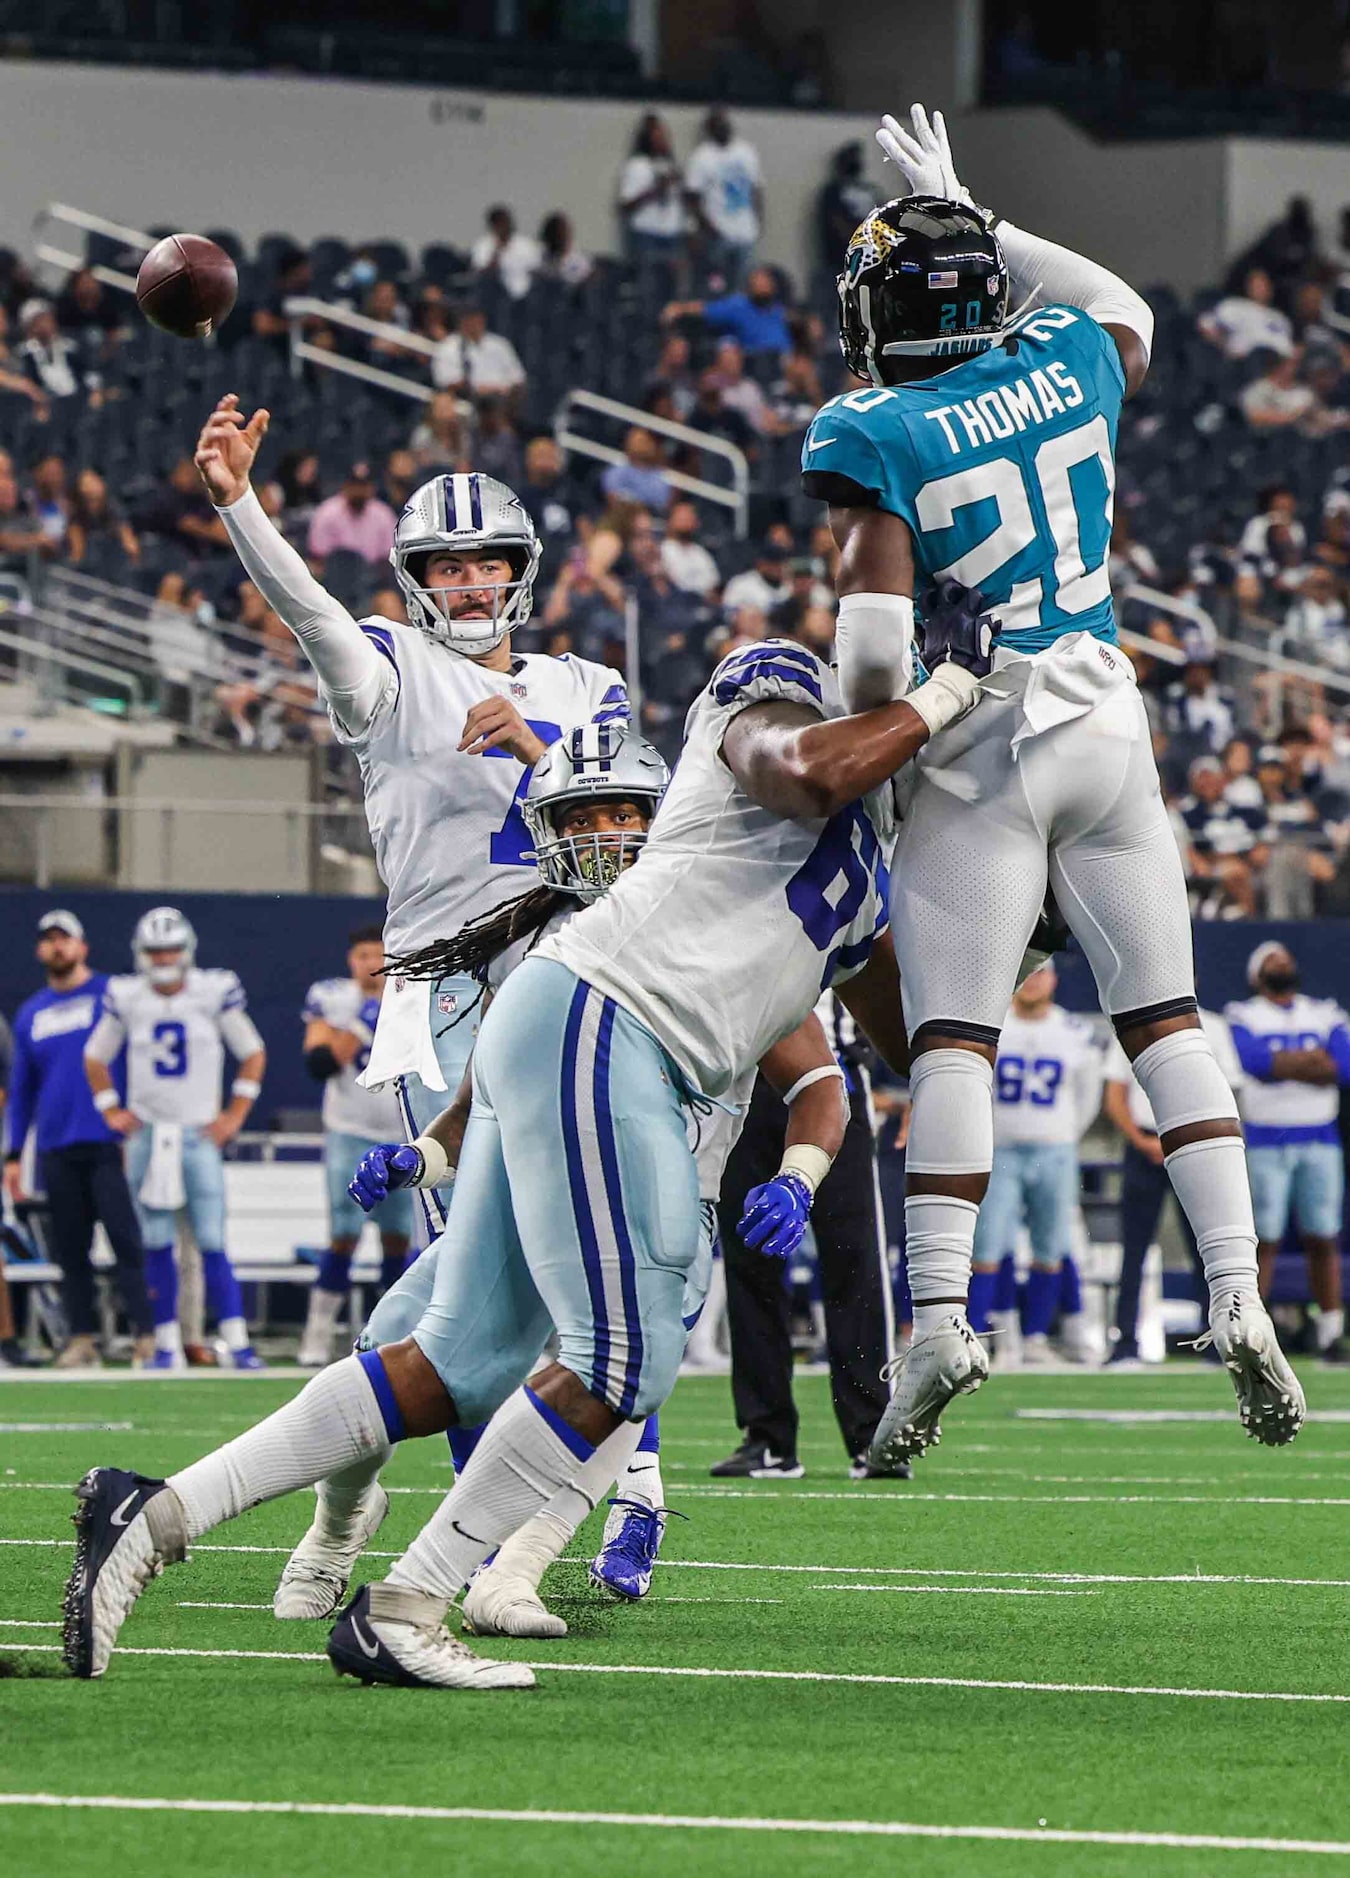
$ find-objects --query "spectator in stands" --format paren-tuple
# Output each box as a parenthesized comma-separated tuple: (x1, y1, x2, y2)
(273, 449, 324, 538)
(710, 339, 771, 434)
(1108, 512, 1161, 591)
(382, 448, 419, 514)
(54, 267, 125, 347)
(0, 304, 49, 415)
(431, 303, 526, 411)
(1240, 348, 1325, 433)
(471, 204, 541, 302)
(408, 391, 470, 473)
(0, 463, 49, 572)
(791, 603, 837, 659)
(1223, 735, 1264, 810)
(1233, 197, 1319, 305)
(28, 455, 69, 551)
(17, 299, 94, 403)
(1240, 484, 1307, 578)
(1178, 754, 1263, 918)
(362, 278, 413, 363)
(770, 557, 834, 637)
(684, 108, 764, 291)
(1162, 656, 1237, 760)
(586, 498, 655, 582)
(1198, 268, 1294, 359)
(66, 468, 139, 571)
(307, 461, 396, 566)
(1314, 496, 1350, 577)
(1280, 565, 1350, 672)
(537, 213, 593, 287)
(651, 332, 697, 419)
(252, 249, 314, 343)
(687, 368, 758, 466)
(618, 113, 687, 270)
(767, 346, 824, 435)
(662, 265, 791, 361)
(723, 539, 793, 616)
(1254, 744, 1338, 916)
(474, 397, 524, 488)
(519, 435, 579, 564)
(541, 545, 625, 662)
(660, 498, 722, 597)
(816, 142, 876, 280)
(141, 457, 230, 558)
(601, 427, 671, 512)
(367, 587, 408, 624)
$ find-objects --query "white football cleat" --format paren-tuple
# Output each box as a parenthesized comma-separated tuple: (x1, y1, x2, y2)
(1206, 1290, 1305, 1446)
(462, 1564, 568, 1639)
(1020, 1331, 1053, 1366)
(868, 1313, 989, 1466)
(328, 1583, 536, 1689)
(273, 1482, 390, 1621)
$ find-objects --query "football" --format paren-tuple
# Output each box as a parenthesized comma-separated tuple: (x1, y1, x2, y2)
(135, 232, 237, 338)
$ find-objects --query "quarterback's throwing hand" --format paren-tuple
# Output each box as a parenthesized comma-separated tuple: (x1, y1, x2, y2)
(738, 1173, 814, 1262)
(348, 1142, 423, 1212)
(194, 394, 270, 507)
(917, 579, 1002, 678)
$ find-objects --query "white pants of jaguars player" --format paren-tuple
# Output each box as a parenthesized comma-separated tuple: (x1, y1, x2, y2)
(393, 956, 700, 1426)
(392, 971, 483, 1237)
(891, 660, 1194, 1037)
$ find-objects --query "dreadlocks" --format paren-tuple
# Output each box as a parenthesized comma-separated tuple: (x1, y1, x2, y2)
(383, 882, 569, 985)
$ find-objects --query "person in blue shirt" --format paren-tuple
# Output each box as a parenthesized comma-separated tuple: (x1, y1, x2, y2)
(3, 909, 152, 1367)
(806, 104, 1302, 1463)
(660, 266, 792, 360)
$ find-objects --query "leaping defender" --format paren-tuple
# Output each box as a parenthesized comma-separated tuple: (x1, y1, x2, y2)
(804, 106, 1302, 1459)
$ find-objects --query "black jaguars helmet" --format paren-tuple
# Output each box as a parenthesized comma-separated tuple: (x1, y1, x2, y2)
(838, 196, 1009, 385)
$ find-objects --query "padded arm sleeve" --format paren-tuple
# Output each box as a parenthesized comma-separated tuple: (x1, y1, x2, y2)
(219, 1007, 266, 1063)
(834, 592, 915, 713)
(994, 220, 1154, 361)
(216, 488, 394, 737)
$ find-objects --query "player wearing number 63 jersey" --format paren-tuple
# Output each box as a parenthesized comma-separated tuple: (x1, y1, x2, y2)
(809, 105, 1301, 1460)
(84, 909, 267, 1371)
(191, 397, 627, 1224)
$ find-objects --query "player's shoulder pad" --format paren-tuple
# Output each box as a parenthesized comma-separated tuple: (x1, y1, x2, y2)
(101, 973, 139, 1013)
(708, 637, 830, 716)
(302, 976, 343, 1018)
(801, 391, 890, 480)
(198, 967, 247, 1013)
(1223, 996, 1258, 1024)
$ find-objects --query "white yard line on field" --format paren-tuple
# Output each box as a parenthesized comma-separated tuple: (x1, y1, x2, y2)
(1, 1793, 1349, 1856)
(5, 1640, 1350, 1705)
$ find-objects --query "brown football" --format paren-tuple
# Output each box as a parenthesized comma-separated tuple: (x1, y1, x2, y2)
(135, 233, 238, 339)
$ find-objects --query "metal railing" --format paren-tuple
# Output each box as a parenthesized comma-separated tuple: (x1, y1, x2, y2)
(554, 388, 751, 538)
(284, 296, 441, 405)
(31, 202, 152, 295)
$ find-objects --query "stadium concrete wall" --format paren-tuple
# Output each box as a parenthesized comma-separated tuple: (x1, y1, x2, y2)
(2, 61, 1338, 296)
(0, 886, 1346, 1119)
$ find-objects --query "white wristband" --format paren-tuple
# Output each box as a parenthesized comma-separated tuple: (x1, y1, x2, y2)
(411, 1134, 451, 1188)
(906, 662, 982, 737)
(780, 1063, 846, 1109)
(93, 1087, 120, 1113)
(778, 1142, 835, 1198)
(232, 1078, 262, 1101)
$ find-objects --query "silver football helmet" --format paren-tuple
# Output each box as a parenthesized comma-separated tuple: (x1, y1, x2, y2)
(391, 471, 542, 655)
(522, 724, 669, 902)
(133, 905, 196, 987)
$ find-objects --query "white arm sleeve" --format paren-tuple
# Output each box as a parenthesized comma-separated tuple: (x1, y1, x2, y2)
(84, 1011, 125, 1066)
(834, 591, 914, 713)
(215, 487, 394, 737)
(994, 220, 1154, 362)
(219, 1007, 266, 1062)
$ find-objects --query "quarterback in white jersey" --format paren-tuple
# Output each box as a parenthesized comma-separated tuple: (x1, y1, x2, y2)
(65, 613, 1003, 1683)
(84, 908, 266, 1371)
(296, 927, 414, 1369)
(971, 962, 1102, 1364)
(193, 399, 627, 1213)
(1227, 940, 1350, 1361)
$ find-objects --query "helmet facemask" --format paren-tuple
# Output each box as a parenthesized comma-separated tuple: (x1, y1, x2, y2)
(395, 542, 540, 655)
(133, 906, 196, 987)
(530, 801, 654, 904)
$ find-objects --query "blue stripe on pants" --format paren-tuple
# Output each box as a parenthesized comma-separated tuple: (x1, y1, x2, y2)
(594, 997, 645, 1418)
(560, 980, 613, 1403)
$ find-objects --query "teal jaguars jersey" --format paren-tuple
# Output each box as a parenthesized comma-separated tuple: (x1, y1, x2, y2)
(802, 305, 1126, 653)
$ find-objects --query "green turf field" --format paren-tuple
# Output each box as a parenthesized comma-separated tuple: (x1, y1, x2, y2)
(2, 1363, 1349, 1876)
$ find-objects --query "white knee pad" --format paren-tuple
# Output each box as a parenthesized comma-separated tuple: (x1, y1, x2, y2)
(905, 1049, 995, 1176)
(1129, 1029, 1240, 1136)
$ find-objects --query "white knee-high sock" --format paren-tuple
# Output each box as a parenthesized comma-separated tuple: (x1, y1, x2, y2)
(168, 1355, 393, 1541)
(1164, 1138, 1260, 1296)
(903, 1050, 993, 1333)
(310, 1448, 391, 1547)
(388, 1386, 596, 1603)
(905, 1195, 980, 1334)
(486, 1419, 645, 1592)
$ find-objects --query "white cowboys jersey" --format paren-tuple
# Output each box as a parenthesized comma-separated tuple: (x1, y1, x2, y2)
(539, 640, 891, 1098)
(302, 978, 404, 1141)
(992, 1004, 1102, 1147)
(90, 969, 264, 1127)
(339, 619, 627, 955)
(1224, 992, 1350, 1133)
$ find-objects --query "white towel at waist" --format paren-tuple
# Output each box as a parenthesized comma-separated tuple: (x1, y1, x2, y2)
(139, 1121, 186, 1211)
(359, 975, 442, 1094)
(983, 631, 1140, 755)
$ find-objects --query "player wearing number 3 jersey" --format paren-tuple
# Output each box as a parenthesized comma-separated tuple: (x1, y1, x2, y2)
(190, 396, 626, 1229)
(806, 105, 1302, 1459)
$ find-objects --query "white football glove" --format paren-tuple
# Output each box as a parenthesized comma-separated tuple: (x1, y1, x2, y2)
(875, 105, 971, 206)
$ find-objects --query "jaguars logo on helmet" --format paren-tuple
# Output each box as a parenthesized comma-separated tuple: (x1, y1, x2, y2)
(837, 195, 1009, 386)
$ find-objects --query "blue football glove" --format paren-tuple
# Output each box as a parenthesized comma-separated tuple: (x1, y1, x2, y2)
(737, 1172, 814, 1261)
(347, 1142, 424, 1212)
(916, 578, 1002, 679)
